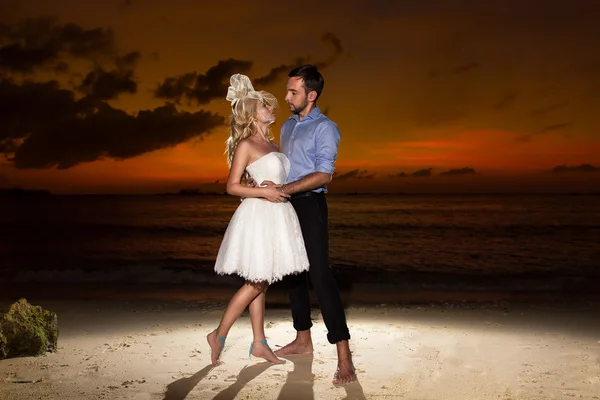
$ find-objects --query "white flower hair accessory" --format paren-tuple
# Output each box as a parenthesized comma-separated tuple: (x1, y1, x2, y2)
(226, 74, 264, 107)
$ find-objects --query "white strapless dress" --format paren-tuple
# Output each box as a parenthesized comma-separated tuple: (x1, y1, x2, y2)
(214, 152, 309, 284)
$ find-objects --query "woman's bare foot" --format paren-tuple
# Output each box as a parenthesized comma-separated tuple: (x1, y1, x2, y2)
(206, 330, 225, 366)
(332, 362, 357, 385)
(251, 341, 286, 364)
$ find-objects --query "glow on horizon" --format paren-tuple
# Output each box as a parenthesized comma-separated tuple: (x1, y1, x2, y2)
(2, 1, 600, 193)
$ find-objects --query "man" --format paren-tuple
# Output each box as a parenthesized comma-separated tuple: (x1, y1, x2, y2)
(273, 64, 356, 385)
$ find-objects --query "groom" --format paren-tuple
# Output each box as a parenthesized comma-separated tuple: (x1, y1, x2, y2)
(271, 65, 356, 385)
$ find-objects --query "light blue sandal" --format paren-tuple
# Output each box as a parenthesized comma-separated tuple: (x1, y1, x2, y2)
(249, 338, 273, 358)
(212, 330, 226, 362)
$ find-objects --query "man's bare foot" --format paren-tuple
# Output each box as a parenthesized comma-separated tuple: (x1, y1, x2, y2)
(274, 338, 314, 356)
(332, 362, 357, 385)
(332, 340, 356, 384)
(251, 341, 285, 364)
(206, 330, 225, 366)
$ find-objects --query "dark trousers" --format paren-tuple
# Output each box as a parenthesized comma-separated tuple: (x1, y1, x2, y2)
(287, 192, 350, 344)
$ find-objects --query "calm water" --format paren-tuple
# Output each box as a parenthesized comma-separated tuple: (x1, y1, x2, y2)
(1, 194, 599, 290)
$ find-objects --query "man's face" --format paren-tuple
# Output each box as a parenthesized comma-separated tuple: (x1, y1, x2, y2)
(285, 77, 309, 114)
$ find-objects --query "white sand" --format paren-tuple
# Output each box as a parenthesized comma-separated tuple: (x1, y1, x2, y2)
(1, 298, 599, 399)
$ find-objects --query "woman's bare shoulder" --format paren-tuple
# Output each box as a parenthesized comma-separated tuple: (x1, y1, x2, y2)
(235, 138, 255, 153)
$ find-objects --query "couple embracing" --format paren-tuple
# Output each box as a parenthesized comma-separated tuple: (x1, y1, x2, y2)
(206, 65, 356, 385)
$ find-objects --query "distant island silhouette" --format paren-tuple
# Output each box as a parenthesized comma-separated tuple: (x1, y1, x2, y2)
(173, 189, 226, 196)
(0, 188, 51, 196)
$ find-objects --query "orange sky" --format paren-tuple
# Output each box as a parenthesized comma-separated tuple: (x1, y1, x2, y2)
(1, 0, 600, 194)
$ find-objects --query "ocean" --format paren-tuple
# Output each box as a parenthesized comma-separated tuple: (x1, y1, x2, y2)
(1, 193, 599, 295)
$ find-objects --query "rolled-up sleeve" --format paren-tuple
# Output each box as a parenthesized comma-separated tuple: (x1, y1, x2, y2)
(315, 122, 341, 175)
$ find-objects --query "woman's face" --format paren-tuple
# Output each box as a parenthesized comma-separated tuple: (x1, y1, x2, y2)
(256, 101, 275, 125)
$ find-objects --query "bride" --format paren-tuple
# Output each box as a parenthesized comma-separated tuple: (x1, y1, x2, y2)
(206, 74, 309, 366)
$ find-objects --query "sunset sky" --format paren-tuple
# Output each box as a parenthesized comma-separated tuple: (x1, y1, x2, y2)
(1, 0, 600, 194)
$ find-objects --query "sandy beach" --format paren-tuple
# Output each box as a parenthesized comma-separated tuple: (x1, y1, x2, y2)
(1, 289, 599, 400)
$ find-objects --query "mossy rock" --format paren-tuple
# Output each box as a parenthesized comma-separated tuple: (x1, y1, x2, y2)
(0, 330, 7, 359)
(0, 298, 58, 360)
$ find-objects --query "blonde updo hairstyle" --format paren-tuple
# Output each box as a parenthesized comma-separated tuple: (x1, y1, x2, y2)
(225, 90, 278, 183)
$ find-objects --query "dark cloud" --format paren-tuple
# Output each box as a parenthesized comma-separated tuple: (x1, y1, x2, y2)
(115, 51, 139, 69)
(155, 32, 346, 104)
(0, 43, 55, 73)
(53, 61, 69, 74)
(539, 122, 572, 133)
(0, 18, 115, 73)
(550, 164, 600, 173)
(77, 51, 140, 100)
(412, 168, 433, 178)
(0, 79, 224, 169)
(177, 180, 226, 195)
(0, 18, 139, 101)
(253, 58, 307, 87)
(315, 32, 345, 69)
(254, 32, 345, 87)
(322, 32, 344, 57)
(78, 67, 136, 100)
(452, 62, 479, 74)
(493, 92, 517, 110)
(516, 121, 573, 142)
(531, 103, 567, 116)
(439, 167, 478, 176)
(333, 169, 375, 180)
(154, 58, 252, 105)
(389, 168, 433, 178)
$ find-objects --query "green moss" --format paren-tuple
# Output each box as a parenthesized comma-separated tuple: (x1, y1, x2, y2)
(0, 330, 7, 359)
(0, 298, 58, 360)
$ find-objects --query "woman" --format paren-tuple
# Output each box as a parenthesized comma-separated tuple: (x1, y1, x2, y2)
(206, 74, 309, 365)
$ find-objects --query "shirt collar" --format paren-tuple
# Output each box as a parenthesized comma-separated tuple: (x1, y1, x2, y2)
(289, 106, 321, 121)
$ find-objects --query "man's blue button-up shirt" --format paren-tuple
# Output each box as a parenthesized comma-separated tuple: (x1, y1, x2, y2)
(280, 107, 341, 193)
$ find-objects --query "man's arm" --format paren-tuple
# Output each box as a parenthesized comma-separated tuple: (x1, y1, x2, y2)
(280, 172, 332, 195)
(281, 121, 340, 194)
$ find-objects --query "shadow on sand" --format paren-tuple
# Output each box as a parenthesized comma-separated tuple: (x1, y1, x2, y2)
(277, 354, 367, 400)
(211, 361, 274, 399)
(163, 364, 215, 400)
(163, 355, 366, 399)
(339, 380, 368, 400)
(276, 354, 316, 400)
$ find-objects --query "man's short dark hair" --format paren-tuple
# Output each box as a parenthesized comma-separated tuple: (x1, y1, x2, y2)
(289, 64, 324, 100)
